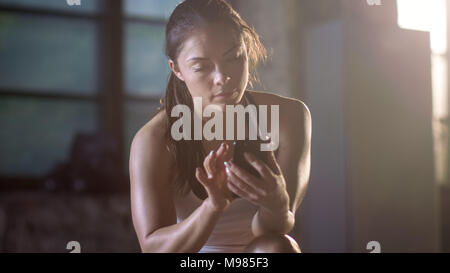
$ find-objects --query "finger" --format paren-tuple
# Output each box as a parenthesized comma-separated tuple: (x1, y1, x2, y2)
(225, 163, 263, 197)
(226, 181, 244, 198)
(214, 143, 229, 173)
(216, 143, 229, 162)
(203, 150, 215, 178)
(215, 142, 226, 156)
(196, 167, 217, 198)
(226, 179, 257, 202)
(196, 167, 211, 184)
(243, 152, 275, 178)
(195, 167, 210, 186)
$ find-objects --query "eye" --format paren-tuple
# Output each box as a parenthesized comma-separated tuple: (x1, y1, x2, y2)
(193, 64, 209, 72)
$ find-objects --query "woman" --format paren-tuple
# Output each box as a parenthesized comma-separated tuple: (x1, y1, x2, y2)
(129, 0, 311, 253)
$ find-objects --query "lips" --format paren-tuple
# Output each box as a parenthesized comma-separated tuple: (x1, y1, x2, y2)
(214, 91, 239, 100)
(213, 91, 230, 97)
(212, 90, 228, 96)
(213, 88, 239, 99)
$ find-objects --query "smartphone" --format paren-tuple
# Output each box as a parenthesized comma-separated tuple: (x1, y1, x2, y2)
(231, 139, 273, 198)
(232, 140, 271, 177)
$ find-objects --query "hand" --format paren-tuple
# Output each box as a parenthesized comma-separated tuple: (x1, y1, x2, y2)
(195, 143, 237, 212)
(224, 152, 290, 213)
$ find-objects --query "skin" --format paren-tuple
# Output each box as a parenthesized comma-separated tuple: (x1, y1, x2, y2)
(170, 23, 249, 111)
(129, 22, 312, 253)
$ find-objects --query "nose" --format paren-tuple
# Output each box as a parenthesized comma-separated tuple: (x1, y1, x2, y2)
(213, 68, 231, 87)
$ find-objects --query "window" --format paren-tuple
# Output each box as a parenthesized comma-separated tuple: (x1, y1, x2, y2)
(0, 0, 101, 181)
(0, 0, 178, 190)
(397, 0, 449, 186)
(123, 0, 179, 173)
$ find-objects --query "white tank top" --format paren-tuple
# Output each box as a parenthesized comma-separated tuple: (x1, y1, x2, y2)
(174, 189, 258, 253)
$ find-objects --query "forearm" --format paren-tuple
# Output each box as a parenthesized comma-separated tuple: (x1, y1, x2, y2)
(251, 205, 295, 237)
(141, 198, 223, 253)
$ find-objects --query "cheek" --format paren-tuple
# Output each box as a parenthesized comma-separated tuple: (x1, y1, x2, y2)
(184, 74, 212, 97)
(232, 61, 249, 87)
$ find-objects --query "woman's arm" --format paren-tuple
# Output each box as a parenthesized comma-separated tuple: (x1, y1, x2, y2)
(223, 95, 312, 236)
(252, 99, 312, 235)
(129, 116, 224, 253)
(278, 99, 312, 213)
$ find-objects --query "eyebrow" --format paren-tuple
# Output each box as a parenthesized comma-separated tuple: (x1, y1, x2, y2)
(187, 43, 241, 63)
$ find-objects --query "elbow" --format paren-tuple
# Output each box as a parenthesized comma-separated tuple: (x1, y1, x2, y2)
(138, 233, 154, 253)
(138, 232, 183, 253)
(138, 231, 162, 253)
(140, 241, 153, 253)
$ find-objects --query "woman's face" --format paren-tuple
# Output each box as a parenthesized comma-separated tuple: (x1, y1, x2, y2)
(169, 23, 249, 108)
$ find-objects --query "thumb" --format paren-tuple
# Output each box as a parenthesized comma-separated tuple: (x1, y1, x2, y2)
(195, 167, 210, 186)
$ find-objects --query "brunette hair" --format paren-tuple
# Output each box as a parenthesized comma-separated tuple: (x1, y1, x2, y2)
(162, 0, 267, 195)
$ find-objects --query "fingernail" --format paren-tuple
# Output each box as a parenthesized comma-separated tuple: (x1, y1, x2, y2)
(225, 166, 230, 174)
(209, 150, 214, 156)
(224, 161, 232, 167)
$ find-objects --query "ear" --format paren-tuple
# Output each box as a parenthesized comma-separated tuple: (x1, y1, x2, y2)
(169, 59, 185, 82)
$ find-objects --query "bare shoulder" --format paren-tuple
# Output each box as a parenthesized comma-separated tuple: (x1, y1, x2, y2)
(129, 109, 177, 247)
(129, 109, 173, 185)
(248, 90, 311, 156)
(132, 110, 168, 146)
(247, 90, 311, 122)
